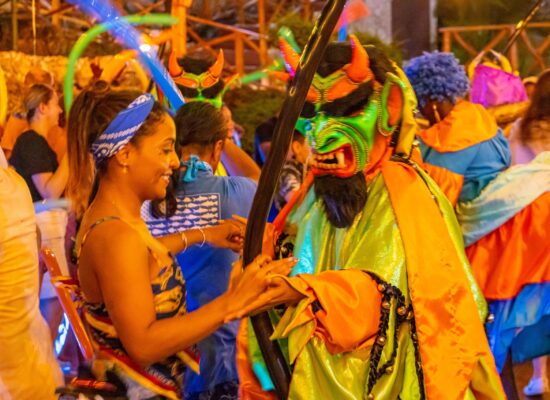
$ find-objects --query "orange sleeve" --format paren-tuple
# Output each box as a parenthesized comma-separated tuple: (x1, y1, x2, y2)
(276, 270, 382, 355)
(422, 162, 464, 206)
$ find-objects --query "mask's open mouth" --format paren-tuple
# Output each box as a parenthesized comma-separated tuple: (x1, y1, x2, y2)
(311, 144, 356, 177)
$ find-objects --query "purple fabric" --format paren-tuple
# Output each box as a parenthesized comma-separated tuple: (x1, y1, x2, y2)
(471, 65, 528, 108)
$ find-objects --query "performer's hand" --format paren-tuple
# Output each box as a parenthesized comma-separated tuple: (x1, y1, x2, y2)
(224, 255, 298, 322)
(205, 218, 246, 252)
(241, 276, 305, 318)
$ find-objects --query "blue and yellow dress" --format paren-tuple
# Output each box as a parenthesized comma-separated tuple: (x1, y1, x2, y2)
(77, 216, 198, 400)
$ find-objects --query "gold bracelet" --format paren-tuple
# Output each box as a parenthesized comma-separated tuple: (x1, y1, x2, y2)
(180, 231, 188, 253)
(197, 227, 206, 248)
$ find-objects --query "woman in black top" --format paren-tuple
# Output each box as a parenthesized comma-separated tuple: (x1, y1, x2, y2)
(10, 83, 68, 347)
(11, 84, 67, 201)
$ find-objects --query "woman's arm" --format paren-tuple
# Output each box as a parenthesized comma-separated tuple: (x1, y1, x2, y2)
(221, 140, 261, 182)
(156, 218, 245, 254)
(85, 222, 296, 366)
(32, 154, 69, 199)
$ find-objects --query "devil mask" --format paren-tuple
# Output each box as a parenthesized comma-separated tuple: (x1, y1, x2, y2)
(169, 50, 237, 109)
(276, 34, 414, 227)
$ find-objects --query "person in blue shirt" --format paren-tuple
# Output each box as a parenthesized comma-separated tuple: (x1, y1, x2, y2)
(142, 101, 257, 400)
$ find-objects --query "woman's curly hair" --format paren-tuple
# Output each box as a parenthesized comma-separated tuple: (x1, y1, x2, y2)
(404, 51, 470, 108)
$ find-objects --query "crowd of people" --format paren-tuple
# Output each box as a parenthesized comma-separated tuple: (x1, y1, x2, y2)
(0, 37, 548, 400)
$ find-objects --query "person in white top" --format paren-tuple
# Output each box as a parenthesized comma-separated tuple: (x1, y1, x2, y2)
(0, 147, 63, 399)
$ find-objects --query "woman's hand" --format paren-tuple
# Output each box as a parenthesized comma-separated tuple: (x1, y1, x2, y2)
(224, 255, 299, 321)
(204, 218, 246, 251)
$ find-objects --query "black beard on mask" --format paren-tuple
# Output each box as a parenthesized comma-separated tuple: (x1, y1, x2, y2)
(313, 173, 368, 229)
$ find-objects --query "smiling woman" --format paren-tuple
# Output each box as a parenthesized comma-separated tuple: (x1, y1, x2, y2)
(65, 86, 298, 398)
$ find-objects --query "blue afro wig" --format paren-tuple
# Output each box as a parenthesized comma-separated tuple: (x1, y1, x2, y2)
(404, 51, 470, 108)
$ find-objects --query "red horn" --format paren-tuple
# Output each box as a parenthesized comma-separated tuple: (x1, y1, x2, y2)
(169, 51, 184, 77)
(347, 35, 371, 83)
(208, 50, 224, 80)
(278, 38, 300, 77)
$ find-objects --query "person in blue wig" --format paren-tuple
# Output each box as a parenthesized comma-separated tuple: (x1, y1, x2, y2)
(405, 51, 511, 206)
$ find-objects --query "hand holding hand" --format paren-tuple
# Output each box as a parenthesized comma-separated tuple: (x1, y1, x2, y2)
(224, 255, 299, 321)
(234, 276, 305, 320)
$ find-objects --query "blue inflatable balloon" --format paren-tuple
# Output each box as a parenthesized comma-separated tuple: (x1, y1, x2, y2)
(67, 0, 185, 110)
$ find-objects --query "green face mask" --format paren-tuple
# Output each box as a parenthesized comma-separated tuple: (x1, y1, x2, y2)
(307, 96, 380, 178)
(277, 33, 412, 179)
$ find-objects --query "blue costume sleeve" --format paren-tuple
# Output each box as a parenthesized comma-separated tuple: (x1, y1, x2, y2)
(420, 129, 511, 203)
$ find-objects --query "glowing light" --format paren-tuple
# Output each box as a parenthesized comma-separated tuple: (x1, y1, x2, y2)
(140, 43, 152, 53)
(54, 313, 69, 356)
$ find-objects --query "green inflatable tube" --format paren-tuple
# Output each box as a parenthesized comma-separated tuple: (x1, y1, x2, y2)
(240, 58, 284, 85)
(64, 14, 177, 113)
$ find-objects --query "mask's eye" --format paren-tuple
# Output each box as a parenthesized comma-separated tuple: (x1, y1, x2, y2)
(320, 83, 374, 117)
(300, 102, 316, 118)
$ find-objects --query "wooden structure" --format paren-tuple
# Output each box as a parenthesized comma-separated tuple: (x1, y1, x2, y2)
(440, 22, 550, 74)
(4, 0, 271, 74)
(172, 0, 269, 75)
(185, 13, 268, 74)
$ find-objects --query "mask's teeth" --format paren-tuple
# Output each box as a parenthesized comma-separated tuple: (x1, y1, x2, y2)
(336, 151, 345, 167)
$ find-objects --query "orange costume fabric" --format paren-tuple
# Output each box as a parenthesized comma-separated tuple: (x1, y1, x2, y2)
(239, 156, 504, 399)
(418, 101, 498, 153)
(466, 192, 550, 300)
(418, 101, 502, 206)
(381, 161, 501, 399)
(422, 163, 464, 206)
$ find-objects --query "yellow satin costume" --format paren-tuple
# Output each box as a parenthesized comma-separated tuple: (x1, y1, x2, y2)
(237, 53, 505, 399)
(238, 155, 505, 400)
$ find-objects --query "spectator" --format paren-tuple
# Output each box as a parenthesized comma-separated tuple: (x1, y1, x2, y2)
(274, 129, 310, 212)
(0, 147, 63, 398)
(508, 70, 550, 165)
(253, 116, 276, 167)
(0, 68, 65, 161)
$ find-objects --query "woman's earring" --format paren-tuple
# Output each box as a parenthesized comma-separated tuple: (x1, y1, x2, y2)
(432, 104, 441, 123)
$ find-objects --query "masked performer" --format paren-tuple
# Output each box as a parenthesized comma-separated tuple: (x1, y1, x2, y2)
(405, 52, 550, 380)
(237, 38, 505, 400)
